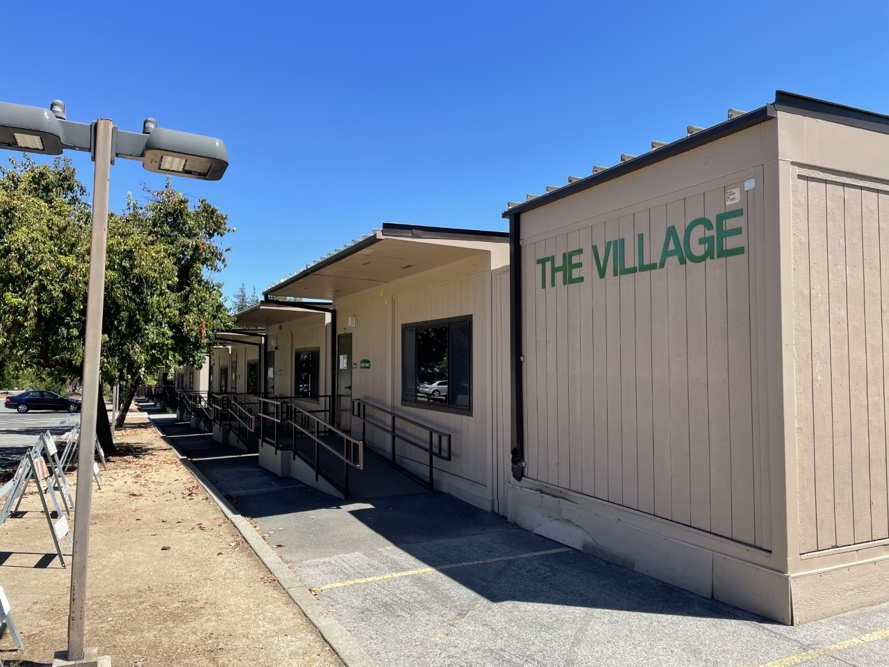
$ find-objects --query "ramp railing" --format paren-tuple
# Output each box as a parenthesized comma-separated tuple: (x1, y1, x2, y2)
(229, 394, 256, 447)
(285, 402, 363, 497)
(255, 395, 334, 451)
(351, 398, 452, 490)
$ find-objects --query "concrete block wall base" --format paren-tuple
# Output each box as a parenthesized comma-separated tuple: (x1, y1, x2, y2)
(389, 450, 493, 511)
(508, 484, 793, 624)
(52, 648, 111, 666)
(211, 424, 224, 445)
(290, 453, 344, 499)
(258, 443, 292, 477)
(227, 432, 248, 452)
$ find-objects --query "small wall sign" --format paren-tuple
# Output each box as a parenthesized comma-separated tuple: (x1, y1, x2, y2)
(360, 359, 371, 369)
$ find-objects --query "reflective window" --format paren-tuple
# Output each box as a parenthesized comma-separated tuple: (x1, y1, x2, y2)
(294, 349, 320, 397)
(401, 316, 471, 413)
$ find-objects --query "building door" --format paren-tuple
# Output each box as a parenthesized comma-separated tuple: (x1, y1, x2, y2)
(265, 350, 275, 396)
(337, 333, 352, 431)
(220, 367, 229, 393)
(246, 361, 259, 395)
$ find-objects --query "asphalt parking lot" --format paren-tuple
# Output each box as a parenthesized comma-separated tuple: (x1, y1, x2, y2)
(0, 405, 80, 472)
(147, 408, 889, 667)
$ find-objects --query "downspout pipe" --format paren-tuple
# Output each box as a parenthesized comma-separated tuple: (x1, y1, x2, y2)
(509, 212, 525, 481)
(330, 309, 338, 427)
(260, 335, 267, 396)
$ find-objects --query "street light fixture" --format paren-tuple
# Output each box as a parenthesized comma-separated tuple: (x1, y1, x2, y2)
(0, 100, 228, 179)
(0, 99, 228, 666)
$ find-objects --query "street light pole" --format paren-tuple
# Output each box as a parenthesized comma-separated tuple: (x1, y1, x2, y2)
(0, 100, 228, 665)
(66, 118, 113, 662)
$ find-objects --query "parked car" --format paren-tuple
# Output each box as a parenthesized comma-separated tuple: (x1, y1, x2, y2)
(418, 380, 448, 400)
(4, 391, 81, 414)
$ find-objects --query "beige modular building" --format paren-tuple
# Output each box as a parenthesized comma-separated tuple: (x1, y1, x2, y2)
(206, 224, 512, 510)
(261, 224, 510, 508)
(502, 91, 889, 624)
(174, 356, 210, 393)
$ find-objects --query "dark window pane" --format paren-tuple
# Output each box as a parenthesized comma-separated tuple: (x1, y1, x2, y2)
(417, 325, 448, 404)
(402, 327, 416, 403)
(449, 320, 471, 409)
(295, 349, 320, 397)
(247, 362, 259, 394)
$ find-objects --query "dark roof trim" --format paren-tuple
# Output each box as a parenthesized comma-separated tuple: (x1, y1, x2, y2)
(382, 222, 509, 241)
(502, 104, 774, 218)
(259, 299, 333, 312)
(233, 300, 332, 319)
(214, 331, 265, 346)
(502, 90, 889, 219)
(773, 90, 889, 135)
(263, 234, 381, 297)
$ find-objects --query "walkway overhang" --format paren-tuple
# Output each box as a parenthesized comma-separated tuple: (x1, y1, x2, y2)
(264, 223, 508, 300)
(213, 330, 265, 347)
(233, 301, 331, 328)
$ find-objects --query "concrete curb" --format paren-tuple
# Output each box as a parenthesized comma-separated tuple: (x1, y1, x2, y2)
(144, 410, 376, 667)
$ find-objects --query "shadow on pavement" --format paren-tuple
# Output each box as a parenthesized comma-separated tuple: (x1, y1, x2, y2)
(143, 399, 759, 625)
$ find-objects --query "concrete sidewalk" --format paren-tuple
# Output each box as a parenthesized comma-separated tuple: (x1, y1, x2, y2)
(145, 404, 889, 667)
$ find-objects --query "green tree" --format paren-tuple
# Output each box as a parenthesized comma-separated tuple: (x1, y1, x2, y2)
(231, 283, 249, 313)
(0, 156, 233, 440)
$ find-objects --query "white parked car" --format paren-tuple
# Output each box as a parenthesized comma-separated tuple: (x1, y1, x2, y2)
(418, 380, 448, 400)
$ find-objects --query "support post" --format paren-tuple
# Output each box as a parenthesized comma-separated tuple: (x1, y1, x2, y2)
(66, 118, 113, 663)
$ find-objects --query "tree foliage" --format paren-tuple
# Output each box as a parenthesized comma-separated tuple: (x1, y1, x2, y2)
(230, 283, 261, 314)
(0, 156, 233, 398)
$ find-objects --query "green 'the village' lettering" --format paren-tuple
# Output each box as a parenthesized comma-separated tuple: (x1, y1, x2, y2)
(537, 249, 585, 287)
(536, 208, 745, 289)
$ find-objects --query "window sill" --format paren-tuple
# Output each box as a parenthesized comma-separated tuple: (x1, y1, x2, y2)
(401, 400, 472, 417)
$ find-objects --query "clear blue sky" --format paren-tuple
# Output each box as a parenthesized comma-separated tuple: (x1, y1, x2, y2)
(6, 1, 888, 304)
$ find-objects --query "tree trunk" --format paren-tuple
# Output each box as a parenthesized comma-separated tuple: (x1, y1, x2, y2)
(96, 384, 118, 456)
(115, 376, 140, 429)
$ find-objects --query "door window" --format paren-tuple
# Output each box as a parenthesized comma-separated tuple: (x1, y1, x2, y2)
(247, 361, 259, 395)
(295, 349, 320, 398)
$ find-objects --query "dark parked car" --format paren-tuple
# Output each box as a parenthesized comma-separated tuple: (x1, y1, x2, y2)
(4, 391, 81, 414)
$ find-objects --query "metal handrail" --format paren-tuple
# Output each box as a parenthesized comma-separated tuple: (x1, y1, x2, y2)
(351, 398, 452, 490)
(229, 395, 256, 447)
(179, 391, 193, 418)
(229, 397, 256, 432)
(286, 402, 363, 497)
(255, 396, 286, 449)
(190, 392, 212, 431)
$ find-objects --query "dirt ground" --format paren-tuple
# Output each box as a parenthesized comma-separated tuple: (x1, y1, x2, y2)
(0, 411, 342, 667)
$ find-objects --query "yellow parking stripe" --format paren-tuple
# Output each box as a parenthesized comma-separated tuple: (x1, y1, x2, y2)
(756, 627, 889, 667)
(312, 547, 572, 592)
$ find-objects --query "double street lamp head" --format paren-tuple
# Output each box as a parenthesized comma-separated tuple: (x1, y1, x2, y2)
(0, 99, 228, 181)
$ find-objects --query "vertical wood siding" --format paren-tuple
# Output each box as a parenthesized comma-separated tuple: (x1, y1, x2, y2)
(391, 260, 491, 487)
(521, 172, 768, 548)
(334, 254, 495, 491)
(792, 169, 889, 552)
